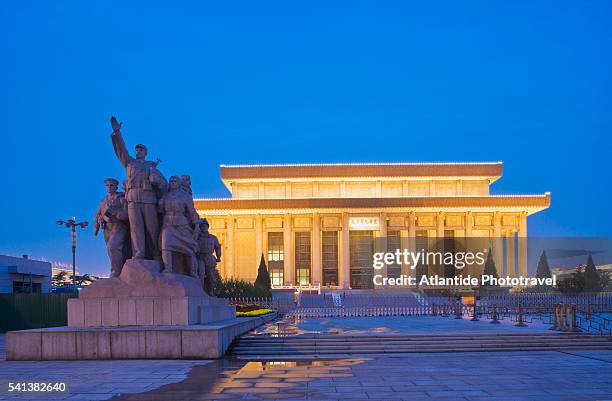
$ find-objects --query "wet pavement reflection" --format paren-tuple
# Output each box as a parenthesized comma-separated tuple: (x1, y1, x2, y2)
(110, 358, 366, 401)
(252, 316, 402, 337)
(108, 350, 612, 401)
(251, 315, 551, 337)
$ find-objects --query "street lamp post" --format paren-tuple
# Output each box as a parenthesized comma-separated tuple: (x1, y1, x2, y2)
(56, 217, 88, 292)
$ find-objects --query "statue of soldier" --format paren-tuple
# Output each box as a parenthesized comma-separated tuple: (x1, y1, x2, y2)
(196, 218, 221, 296)
(158, 176, 200, 275)
(94, 178, 130, 276)
(180, 175, 192, 197)
(110, 116, 167, 260)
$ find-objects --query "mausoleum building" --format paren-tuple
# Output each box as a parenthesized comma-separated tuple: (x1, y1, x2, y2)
(194, 162, 550, 290)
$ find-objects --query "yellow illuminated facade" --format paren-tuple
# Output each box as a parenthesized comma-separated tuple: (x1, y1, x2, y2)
(194, 162, 550, 289)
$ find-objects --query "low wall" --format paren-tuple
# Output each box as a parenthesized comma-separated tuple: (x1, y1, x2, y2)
(6, 313, 276, 361)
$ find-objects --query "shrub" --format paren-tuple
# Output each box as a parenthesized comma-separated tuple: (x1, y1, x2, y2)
(214, 277, 270, 298)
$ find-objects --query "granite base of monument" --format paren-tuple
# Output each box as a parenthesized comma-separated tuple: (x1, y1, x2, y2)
(6, 314, 277, 360)
(5, 258, 275, 361)
(67, 258, 235, 326)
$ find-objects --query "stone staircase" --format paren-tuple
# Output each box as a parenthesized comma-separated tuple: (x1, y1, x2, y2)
(231, 333, 612, 359)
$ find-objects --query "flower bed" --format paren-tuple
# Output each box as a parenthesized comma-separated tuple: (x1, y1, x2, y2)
(236, 308, 274, 317)
(231, 303, 275, 317)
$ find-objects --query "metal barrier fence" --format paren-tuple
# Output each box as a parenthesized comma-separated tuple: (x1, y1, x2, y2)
(482, 293, 612, 313)
(231, 292, 612, 335)
(285, 306, 433, 319)
(0, 293, 78, 332)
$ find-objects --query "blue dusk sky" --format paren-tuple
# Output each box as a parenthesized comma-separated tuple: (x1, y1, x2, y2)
(1, 1, 611, 275)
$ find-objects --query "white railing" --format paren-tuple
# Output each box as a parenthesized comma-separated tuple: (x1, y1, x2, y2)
(271, 283, 321, 294)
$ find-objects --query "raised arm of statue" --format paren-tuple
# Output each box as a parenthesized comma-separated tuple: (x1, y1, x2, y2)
(109, 116, 131, 167)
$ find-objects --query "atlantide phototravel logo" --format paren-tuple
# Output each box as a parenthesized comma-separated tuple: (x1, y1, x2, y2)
(371, 248, 557, 287)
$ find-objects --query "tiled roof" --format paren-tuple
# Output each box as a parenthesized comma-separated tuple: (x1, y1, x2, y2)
(194, 194, 550, 211)
(220, 162, 503, 180)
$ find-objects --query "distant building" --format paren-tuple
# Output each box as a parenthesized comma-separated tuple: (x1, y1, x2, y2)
(0, 254, 52, 293)
(195, 162, 550, 289)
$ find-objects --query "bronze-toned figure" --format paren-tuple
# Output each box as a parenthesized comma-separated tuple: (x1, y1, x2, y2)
(110, 116, 167, 260)
(158, 176, 200, 276)
(197, 218, 221, 296)
(94, 178, 130, 277)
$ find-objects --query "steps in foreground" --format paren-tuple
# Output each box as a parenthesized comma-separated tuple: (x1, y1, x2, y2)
(231, 333, 612, 359)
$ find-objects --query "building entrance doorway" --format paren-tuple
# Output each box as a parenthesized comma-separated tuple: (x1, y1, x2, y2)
(349, 230, 374, 289)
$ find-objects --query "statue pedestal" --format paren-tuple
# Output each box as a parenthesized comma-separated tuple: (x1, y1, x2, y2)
(6, 258, 270, 361)
(6, 314, 277, 360)
(67, 259, 235, 327)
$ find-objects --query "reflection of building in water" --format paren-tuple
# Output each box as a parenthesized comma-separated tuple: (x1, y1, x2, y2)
(195, 162, 550, 290)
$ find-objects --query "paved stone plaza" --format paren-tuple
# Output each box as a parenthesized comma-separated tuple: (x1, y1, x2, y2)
(254, 315, 553, 337)
(1, 319, 611, 401)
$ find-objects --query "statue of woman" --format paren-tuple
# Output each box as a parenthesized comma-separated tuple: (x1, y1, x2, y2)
(158, 176, 200, 275)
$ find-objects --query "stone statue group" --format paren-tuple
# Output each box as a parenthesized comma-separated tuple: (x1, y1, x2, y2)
(94, 117, 221, 295)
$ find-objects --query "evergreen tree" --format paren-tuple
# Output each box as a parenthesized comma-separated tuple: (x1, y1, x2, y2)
(535, 250, 552, 280)
(254, 254, 272, 296)
(481, 248, 498, 287)
(212, 267, 224, 297)
(583, 254, 600, 292)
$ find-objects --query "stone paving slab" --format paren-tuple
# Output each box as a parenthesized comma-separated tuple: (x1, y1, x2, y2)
(2, 333, 611, 401)
(8, 350, 594, 401)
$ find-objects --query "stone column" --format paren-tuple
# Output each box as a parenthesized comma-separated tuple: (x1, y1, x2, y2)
(465, 212, 473, 237)
(465, 211, 473, 275)
(312, 213, 322, 286)
(518, 212, 528, 277)
(255, 214, 263, 270)
(340, 212, 350, 289)
(407, 212, 416, 280)
(506, 231, 516, 277)
(283, 215, 294, 286)
(225, 215, 235, 278)
(436, 212, 445, 276)
(378, 212, 388, 287)
(493, 212, 503, 276)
